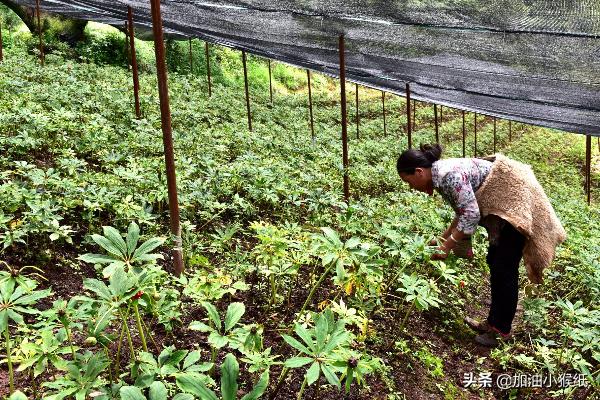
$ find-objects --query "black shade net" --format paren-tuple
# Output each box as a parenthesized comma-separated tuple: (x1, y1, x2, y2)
(12, 0, 600, 136)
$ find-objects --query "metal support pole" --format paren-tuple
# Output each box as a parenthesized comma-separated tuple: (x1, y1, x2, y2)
(339, 34, 350, 203)
(35, 0, 44, 66)
(381, 91, 387, 136)
(434, 104, 439, 144)
(0, 17, 4, 62)
(307, 69, 314, 142)
(127, 6, 141, 119)
(205, 42, 212, 97)
(242, 51, 252, 131)
(268, 59, 273, 103)
(493, 117, 497, 153)
(149, 0, 184, 276)
(188, 37, 193, 73)
(406, 83, 412, 149)
(586, 135, 592, 204)
(474, 112, 478, 156)
(462, 110, 466, 157)
(355, 83, 359, 139)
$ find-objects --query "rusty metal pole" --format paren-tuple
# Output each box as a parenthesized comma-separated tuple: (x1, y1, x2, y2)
(474, 112, 478, 156)
(339, 34, 350, 203)
(493, 117, 497, 153)
(205, 42, 212, 97)
(149, 0, 184, 276)
(0, 17, 4, 62)
(307, 69, 315, 143)
(188, 38, 193, 73)
(381, 91, 387, 136)
(127, 7, 141, 119)
(35, 0, 44, 66)
(406, 83, 412, 149)
(242, 51, 252, 131)
(434, 104, 439, 144)
(268, 59, 273, 103)
(586, 134, 592, 204)
(462, 110, 466, 157)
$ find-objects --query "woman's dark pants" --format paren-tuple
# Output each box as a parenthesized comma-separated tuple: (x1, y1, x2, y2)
(485, 223, 526, 335)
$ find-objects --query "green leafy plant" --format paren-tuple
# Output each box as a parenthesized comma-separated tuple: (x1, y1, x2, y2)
(78, 222, 165, 278)
(0, 279, 51, 395)
(176, 353, 269, 400)
(43, 352, 109, 400)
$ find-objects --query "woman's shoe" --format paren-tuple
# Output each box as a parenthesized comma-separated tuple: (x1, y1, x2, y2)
(464, 316, 491, 333)
(475, 330, 511, 347)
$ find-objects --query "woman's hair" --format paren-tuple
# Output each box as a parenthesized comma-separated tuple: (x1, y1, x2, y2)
(396, 143, 442, 175)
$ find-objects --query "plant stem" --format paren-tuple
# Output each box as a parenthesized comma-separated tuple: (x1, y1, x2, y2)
(63, 322, 76, 360)
(115, 321, 126, 378)
(141, 316, 159, 352)
(298, 264, 333, 319)
(104, 346, 114, 385)
(133, 301, 148, 352)
(296, 376, 308, 400)
(120, 310, 136, 361)
(399, 301, 416, 332)
(6, 326, 14, 395)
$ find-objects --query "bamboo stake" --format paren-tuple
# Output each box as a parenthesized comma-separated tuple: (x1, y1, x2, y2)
(188, 37, 193, 73)
(339, 35, 350, 203)
(127, 6, 141, 119)
(406, 83, 412, 149)
(474, 112, 478, 156)
(268, 59, 273, 103)
(586, 135, 592, 204)
(434, 104, 439, 144)
(462, 110, 466, 157)
(307, 70, 314, 143)
(149, 0, 184, 276)
(242, 51, 252, 131)
(205, 42, 212, 97)
(355, 83, 359, 139)
(381, 91, 387, 136)
(35, 0, 44, 66)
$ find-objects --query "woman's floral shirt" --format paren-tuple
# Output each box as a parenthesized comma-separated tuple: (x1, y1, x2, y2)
(431, 158, 493, 235)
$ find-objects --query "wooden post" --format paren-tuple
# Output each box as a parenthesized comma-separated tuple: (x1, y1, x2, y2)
(307, 69, 315, 142)
(586, 135, 592, 204)
(35, 0, 44, 66)
(149, 0, 184, 276)
(188, 37, 193, 73)
(406, 83, 412, 149)
(339, 35, 350, 203)
(268, 59, 273, 103)
(493, 117, 497, 153)
(355, 83, 359, 139)
(127, 6, 141, 119)
(381, 91, 387, 136)
(434, 104, 439, 144)
(205, 42, 212, 97)
(462, 110, 466, 157)
(474, 112, 478, 156)
(242, 51, 252, 131)
(440, 105, 443, 122)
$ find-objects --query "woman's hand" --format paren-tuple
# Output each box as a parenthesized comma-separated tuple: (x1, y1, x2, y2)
(431, 245, 449, 260)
